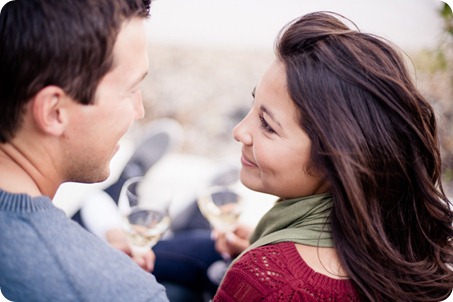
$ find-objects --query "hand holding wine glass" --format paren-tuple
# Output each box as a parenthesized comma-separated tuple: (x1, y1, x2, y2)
(197, 185, 244, 284)
(213, 224, 252, 259)
(118, 176, 171, 256)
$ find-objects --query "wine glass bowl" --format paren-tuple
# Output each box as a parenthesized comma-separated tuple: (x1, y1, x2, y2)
(197, 186, 243, 233)
(118, 176, 171, 254)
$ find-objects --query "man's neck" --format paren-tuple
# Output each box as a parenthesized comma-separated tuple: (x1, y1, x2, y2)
(0, 142, 59, 198)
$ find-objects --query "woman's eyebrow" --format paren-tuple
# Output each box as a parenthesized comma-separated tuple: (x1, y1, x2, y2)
(260, 104, 282, 129)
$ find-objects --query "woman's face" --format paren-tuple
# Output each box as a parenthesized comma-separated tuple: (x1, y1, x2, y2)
(233, 59, 328, 199)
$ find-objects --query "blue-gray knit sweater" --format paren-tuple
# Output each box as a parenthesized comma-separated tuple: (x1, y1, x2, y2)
(0, 189, 168, 302)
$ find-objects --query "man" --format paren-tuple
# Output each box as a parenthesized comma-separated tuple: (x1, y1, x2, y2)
(0, 0, 168, 301)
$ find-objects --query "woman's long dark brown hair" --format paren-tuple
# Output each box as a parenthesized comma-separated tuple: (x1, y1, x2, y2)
(276, 11, 453, 301)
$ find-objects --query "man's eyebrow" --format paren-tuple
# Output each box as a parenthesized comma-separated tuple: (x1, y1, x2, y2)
(252, 87, 256, 98)
(260, 104, 282, 128)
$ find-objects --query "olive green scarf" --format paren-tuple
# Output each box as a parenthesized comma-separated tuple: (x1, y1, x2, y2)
(235, 193, 334, 263)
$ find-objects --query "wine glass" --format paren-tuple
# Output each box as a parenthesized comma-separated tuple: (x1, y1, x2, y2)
(197, 185, 243, 233)
(118, 176, 171, 255)
(197, 185, 243, 285)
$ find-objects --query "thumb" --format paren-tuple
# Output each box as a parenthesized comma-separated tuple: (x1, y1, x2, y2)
(225, 232, 249, 256)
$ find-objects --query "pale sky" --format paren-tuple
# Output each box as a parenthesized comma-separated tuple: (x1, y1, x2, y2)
(0, 0, 450, 52)
(145, 0, 449, 52)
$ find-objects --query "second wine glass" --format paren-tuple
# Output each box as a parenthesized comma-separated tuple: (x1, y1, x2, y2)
(197, 185, 244, 285)
(197, 185, 243, 233)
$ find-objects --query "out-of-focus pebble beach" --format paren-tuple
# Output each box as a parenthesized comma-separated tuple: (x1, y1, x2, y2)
(139, 0, 453, 193)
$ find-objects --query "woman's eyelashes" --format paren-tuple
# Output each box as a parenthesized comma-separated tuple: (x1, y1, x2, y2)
(259, 115, 276, 134)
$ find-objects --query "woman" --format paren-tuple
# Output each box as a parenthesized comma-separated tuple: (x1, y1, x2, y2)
(213, 11, 453, 301)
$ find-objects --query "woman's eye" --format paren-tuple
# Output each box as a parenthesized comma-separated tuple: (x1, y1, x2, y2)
(259, 115, 275, 134)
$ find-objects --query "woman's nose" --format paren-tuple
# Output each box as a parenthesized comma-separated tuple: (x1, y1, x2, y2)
(232, 115, 252, 145)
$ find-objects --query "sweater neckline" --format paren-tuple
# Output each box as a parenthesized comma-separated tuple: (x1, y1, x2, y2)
(0, 189, 53, 212)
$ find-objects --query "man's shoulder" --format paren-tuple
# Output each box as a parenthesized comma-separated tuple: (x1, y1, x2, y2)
(0, 208, 168, 301)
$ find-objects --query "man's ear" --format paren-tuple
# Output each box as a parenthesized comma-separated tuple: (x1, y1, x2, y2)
(31, 86, 69, 137)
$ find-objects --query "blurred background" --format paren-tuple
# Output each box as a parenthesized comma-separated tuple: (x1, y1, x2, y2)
(0, 0, 451, 191)
(139, 0, 453, 194)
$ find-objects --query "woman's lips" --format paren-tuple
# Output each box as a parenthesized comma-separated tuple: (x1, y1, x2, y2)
(241, 153, 257, 167)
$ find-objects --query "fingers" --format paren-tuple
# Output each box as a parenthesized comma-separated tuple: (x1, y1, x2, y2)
(234, 225, 253, 239)
(225, 231, 250, 256)
(213, 227, 251, 258)
(147, 249, 156, 272)
(131, 250, 155, 272)
(105, 228, 156, 272)
(214, 232, 232, 259)
(106, 228, 131, 256)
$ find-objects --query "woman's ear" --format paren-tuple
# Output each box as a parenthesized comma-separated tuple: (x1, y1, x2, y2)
(31, 86, 69, 137)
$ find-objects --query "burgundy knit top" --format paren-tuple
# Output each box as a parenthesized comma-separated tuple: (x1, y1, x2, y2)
(214, 242, 360, 301)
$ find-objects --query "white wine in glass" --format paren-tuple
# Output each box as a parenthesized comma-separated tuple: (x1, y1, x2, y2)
(198, 185, 243, 285)
(197, 186, 243, 233)
(118, 176, 171, 254)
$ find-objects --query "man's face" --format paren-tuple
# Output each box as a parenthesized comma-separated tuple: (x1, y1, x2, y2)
(63, 18, 149, 183)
